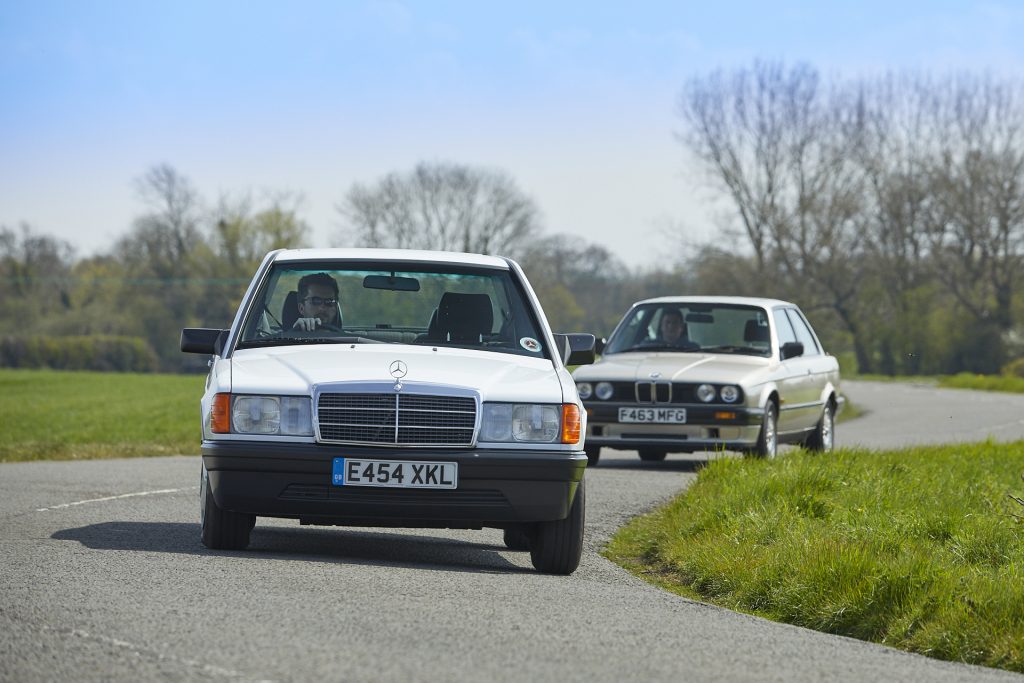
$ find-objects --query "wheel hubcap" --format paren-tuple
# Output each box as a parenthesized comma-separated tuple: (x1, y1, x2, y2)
(822, 409, 834, 451)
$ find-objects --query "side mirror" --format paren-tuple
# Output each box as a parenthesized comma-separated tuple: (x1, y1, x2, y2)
(553, 333, 596, 366)
(594, 337, 606, 356)
(181, 328, 229, 355)
(780, 341, 804, 360)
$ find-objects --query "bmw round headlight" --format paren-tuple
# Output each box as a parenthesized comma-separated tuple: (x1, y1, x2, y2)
(720, 385, 740, 403)
(696, 384, 716, 403)
(576, 382, 593, 400)
(595, 382, 614, 400)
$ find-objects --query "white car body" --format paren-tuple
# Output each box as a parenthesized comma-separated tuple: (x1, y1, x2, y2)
(572, 296, 841, 463)
(183, 248, 596, 574)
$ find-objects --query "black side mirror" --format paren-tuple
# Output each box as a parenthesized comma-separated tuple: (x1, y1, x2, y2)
(181, 328, 229, 355)
(553, 333, 596, 366)
(780, 341, 804, 360)
(594, 337, 606, 355)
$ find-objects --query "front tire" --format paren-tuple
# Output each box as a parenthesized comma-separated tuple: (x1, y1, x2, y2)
(752, 402, 778, 459)
(200, 465, 255, 550)
(584, 444, 601, 466)
(530, 478, 585, 575)
(806, 401, 835, 452)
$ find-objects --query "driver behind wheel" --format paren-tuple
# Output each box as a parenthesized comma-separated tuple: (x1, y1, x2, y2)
(294, 272, 341, 331)
(656, 309, 698, 349)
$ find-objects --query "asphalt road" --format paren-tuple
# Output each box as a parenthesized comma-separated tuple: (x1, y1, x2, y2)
(3, 380, 1024, 683)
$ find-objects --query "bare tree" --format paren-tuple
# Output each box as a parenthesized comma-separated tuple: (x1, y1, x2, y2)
(679, 62, 874, 369)
(118, 163, 206, 280)
(338, 162, 542, 256)
(679, 62, 810, 273)
(922, 74, 1024, 332)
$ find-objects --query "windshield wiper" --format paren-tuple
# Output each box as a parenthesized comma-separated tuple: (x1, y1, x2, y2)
(700, 345, 768, 356)
(619, 344, 697, 353)
(236, 336, 387, 349)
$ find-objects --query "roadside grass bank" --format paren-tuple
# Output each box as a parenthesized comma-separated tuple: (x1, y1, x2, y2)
(0, 368, 202, 462)
(849, 372, 1024, 394)
(939, 373, 1024, 394)
(605, 442, 1024, 673)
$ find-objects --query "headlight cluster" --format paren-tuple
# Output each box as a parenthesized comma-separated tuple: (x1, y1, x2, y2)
(579, 381, 740, 404)
(480, 403, 581, 444)
(696, 384, 741, 403)
(576, 381, 613, 400)
(212, 393, 313, 435)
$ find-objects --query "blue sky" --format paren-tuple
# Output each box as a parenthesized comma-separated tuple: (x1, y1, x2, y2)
(2, 1, 1023, 267)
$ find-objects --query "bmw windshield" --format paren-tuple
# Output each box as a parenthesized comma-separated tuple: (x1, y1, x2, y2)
(604, 303, 772, 357)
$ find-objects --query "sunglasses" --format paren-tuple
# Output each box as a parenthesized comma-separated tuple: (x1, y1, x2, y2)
(302, 296, 337, 307)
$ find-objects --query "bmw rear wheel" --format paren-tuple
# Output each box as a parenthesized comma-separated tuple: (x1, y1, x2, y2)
(806, 401, 835, 452)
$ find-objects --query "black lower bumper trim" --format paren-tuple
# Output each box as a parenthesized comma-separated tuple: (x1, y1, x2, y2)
(202, 441, 586, 525)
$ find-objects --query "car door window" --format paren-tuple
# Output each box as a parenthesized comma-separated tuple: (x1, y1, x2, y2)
(785, 309, 820, 356)
(773, 309, 797, 358)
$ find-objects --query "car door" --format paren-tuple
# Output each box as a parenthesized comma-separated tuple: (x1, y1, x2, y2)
(785, 307, 829, 427)
(772, 308, 818, 433)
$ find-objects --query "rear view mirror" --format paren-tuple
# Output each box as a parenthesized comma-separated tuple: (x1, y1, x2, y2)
(685, 313, 714, 323)
(553, 333, 596, 366)
(181, 328, 229, 355)
(363, 274, 420, 291)
(594, 337, 607, 356)
(781, 341, 805, 360)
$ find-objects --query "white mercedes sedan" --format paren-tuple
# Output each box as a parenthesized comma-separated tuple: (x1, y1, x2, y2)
(572, 296, 841, 465)
(180, 248, 596, 574)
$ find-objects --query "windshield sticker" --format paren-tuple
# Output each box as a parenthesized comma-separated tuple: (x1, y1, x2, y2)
(520, 337, 541, 352)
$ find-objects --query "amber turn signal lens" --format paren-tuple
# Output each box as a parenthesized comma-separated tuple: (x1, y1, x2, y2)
(561, 404, 581, 444)
(714, 411, 736, 420)
(211, 393, 231, 433)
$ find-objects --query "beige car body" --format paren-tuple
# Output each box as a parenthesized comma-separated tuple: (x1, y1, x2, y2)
(572, 296, 841, 462)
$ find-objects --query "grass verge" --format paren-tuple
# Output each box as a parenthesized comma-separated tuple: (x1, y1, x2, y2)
(0, 368, 203, 462)
(604, 442, 1024, 673)
(938, 373, 1024, 394)
(850, 372, 1024, 394)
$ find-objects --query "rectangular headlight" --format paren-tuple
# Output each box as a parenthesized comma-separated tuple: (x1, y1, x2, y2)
(481, 403, 560, 443)
(231, 395, 312, 436)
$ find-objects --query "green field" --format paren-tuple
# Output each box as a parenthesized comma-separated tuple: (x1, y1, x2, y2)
(605, 443, 1024, 673)
(0, 368, 204, 462)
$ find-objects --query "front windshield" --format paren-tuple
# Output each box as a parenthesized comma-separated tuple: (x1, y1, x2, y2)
(235, 261, 548, 359)
(604, 303, 772, 357)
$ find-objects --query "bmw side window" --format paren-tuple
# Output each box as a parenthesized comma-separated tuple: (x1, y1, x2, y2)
(785, 309, 820, 356)
(773, 309, 797, 357)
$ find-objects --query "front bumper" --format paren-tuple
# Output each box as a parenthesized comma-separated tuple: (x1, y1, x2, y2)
(583, 403, 764, 453)
(202, 441, 586, 527)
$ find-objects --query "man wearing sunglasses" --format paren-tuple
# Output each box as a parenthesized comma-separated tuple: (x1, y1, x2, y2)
(293, 272, 342, 331)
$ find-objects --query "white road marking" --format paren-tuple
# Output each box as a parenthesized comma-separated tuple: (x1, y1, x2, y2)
(50, 625, 277, 682)
(35, 486, 198, 512)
